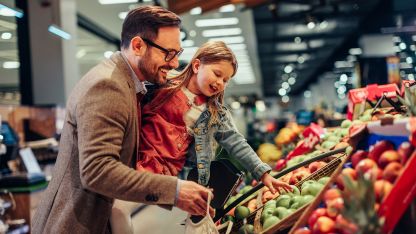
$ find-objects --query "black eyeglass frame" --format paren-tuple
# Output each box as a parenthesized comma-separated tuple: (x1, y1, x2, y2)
(142, 38, 184, 62)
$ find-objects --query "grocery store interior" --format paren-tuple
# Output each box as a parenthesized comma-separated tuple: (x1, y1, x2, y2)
(0, 0, 415, 233)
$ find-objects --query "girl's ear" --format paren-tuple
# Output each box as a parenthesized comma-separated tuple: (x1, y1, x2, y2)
(192, 59, 200, 74)
(131, 36, 146, 56)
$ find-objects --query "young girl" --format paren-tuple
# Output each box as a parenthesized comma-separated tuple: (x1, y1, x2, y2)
(111, 41, 291, 233)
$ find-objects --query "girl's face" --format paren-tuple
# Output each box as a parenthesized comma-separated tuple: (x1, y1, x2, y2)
(191, 59, 234, 97)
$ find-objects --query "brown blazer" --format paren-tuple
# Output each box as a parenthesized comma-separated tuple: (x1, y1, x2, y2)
(32, 52, 177, 234)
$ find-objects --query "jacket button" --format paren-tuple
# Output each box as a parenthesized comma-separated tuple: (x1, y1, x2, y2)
(197, 163, 204, 169)
(177, 143, 182, 149)
(194, 128, 200, 135)
(195, 145, 202, 151)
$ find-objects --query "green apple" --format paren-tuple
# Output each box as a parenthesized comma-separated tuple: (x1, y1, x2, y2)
(301, 182, 324, 196)
(275, 194, 291, 208)
(263, 216, 280, 230)
(290, 195, 303, 209)
(301, 180, 315, 191)
(221, 215, 234, 224)
(235, 206, 251, 220)
(239, 185, 253, 194)
(264, 199, 276, 209)
(261, 208, 274, 223)
(238, 224, 254, 234)
(273, 206, 291, 219)
(317, 177, 330, 185)
(301, 195, 315, 205)
(341, 119, 352, 129)
(327, 135, 340, 142)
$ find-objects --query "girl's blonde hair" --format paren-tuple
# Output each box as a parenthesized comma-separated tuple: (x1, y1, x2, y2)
(150, 41, 238, 127)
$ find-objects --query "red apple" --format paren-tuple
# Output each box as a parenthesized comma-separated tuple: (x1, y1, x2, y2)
(313, 216, 336, 234)
(397, 142, 414, 165)
(351, 150, 368, 168)
(355, 159, 378, 174)
(289, 169, 311, 185)
(374, 180, 393, 202)
(308, 208, 327, 229)
(378, 150, 400, 168)
(368, 141, 395, 162)
(309, 161, 327, 173)
(336, 168, 357, 190)
(335, 215, 358, 234)
(293, 228, 312, 234)
(382, 162, 403, 183)
(324, 188, 342, 204)
(326, 198, 344, 218)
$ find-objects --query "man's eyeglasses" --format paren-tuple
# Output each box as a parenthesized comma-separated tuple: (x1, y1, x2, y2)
(142, 38, 183, 62)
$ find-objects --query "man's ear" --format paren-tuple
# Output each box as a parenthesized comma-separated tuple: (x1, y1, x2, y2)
(131, 36, 146, 56)
(192, 59, 200, 73)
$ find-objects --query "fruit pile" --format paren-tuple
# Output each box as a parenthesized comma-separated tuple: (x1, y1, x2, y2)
(257, 143, 282, 163)
(293, 140, 414, 234)
(261, 178, 328, 231)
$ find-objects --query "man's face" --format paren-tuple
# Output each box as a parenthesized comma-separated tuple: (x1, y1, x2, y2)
(138, 27, 181, 85)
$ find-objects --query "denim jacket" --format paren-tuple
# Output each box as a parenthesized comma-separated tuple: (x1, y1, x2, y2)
(187, 108, 271, 186)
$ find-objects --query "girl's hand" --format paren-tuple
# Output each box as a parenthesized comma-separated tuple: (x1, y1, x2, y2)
(261, 173, 292, 194)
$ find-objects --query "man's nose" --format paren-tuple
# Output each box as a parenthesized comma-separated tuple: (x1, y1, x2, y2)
(168, 56, 179, 69)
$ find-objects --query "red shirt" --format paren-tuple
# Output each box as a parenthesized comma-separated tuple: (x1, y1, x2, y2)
(136, 89, 193, 176)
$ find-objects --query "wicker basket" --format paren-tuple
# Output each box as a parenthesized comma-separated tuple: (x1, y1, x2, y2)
(260, 152, 347, 234)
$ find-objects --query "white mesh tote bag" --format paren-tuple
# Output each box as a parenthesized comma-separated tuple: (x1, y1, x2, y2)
(184, 192, 219, 234)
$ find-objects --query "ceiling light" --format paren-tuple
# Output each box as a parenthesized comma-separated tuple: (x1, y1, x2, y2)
(294, 37, 302, 44)
(180, 31, 186, 40)
(319, 21, 329, 29)
(412, 35, 416, 41)
(338, 93, 346, 99)
(282, 82, 289, 89)
(406, 57, 413, 64)
(399, 42, 407, 50)
(76, 49, 86, 59)
(401, 62, 413, 69)
(195, 17, 239, 27)
(219, 4, 235, 13)
(335, 61, 353, 68)
(278, 88, 286, 96)
(98, 0, 137, 4)
(255, 100, 266, 112)
(104, 51, 113, 58)
(282, 95, 290, 103)
(48, 25, 71, 40)
(231, 101, 241, 109)
(118, 12, 127, 20)
(2, 61, 19, 69)
(334, 81, 340, 88)
(337, 86, 346, 94)
(349, 48, 362, 55)
(208, 36, 244, 44)
(340, 74, 348, 82)
(233, 74, 255, 84)
(182, 40, 194, 47)
(307, 22, 316, 29)
(189, 30, 197, 37)
(411, 45, 416, 51)
(227, 43, 246, 51)
(202, 28, 242, 37)
(408, 74, 415, 80)
(393, 46, 401, 52)
(1, 32, 12, 40)
(304, 90, 311, 98)
(297, 56, 305, 64)
(190, 7, 202, 15)
(284, 65, 293, 73)
(288, 77, 296, 85)
(0, 4, 23, 18)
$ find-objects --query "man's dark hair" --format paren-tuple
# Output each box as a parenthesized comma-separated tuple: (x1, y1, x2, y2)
(121, 6, 181, 49)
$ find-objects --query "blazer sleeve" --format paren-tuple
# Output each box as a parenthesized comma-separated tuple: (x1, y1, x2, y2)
(76, 79, 177, 205)
(214, 110, 271, 180)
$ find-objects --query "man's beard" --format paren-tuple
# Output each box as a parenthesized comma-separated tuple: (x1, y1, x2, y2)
(138, 53, 169, 85)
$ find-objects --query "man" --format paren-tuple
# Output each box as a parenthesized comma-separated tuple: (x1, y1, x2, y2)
(32, 6, 212, 233)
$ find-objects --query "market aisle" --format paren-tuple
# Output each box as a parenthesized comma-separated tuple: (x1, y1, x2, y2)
(132, 206, 187, 234)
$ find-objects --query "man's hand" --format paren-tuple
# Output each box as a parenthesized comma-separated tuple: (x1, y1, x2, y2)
(176, 180, 215, 216)
(261, 173, 292, 194)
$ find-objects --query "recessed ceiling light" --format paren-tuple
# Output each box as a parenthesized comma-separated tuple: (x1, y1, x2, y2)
(319, 21, 328, 29)
(182, 40, 194, 47)
(307, 22, 316, 29)
(190, 7, 201, 15)
(304, 90, 311, 98)
(76, 49, 86, 59)
(231, 101, 241, 109)
(294, 37, 302, 44)
(118, 12, 127, 20)
(208, 36, 244, 44)
(98, 0, 137, 5)
(3, 61, 19, 69)
(1, 32, 12, 40)
(288, 77, 296, 85)
(219, 4, 235, 13)
(399, 42, 406, 50)
(202, 28, 242, 37)
(284, 65, 293, 73)
(195, 17, 239, 27)
(104, 51, 113, 58)
(278, 88, 286, 96)
(406, 57, 413, 64)
(349, 48, 362, 55)
(282, 95, 290, 103)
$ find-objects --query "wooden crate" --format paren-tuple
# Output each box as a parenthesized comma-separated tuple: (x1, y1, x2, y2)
(261, 153, 348, 234)
(288, 153, 351, 233)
